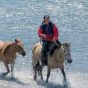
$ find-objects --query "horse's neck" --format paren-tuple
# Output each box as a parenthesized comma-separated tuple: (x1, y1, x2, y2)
(52, 46, 64, 59)
(9, 43, 17, 54)
(3, 43, 16, 56)
(47, 46, 64, 68)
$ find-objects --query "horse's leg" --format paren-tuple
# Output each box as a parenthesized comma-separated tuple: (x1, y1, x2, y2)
(2, 63, 10, 77)
(39, 65, 43, 80)
(33, 66, 37, 80)
(60, 66, 66, 82)
(60, 66, 68, 87)
(46, 67, 51, 83)
(36, 60, 43, 80)
(11, 63, 14, 78)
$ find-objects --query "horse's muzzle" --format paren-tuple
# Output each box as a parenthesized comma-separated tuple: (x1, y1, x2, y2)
(22, 52, 26, 56)
(68, 59, 72, 63)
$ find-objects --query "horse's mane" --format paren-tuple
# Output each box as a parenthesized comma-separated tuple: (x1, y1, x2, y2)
(3, 43, 13, 55)
(49, 44, 61, 56)
(49, 42, 69, 56)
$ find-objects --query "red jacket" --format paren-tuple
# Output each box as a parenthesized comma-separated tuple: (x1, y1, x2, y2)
(38, 24, 59, 41)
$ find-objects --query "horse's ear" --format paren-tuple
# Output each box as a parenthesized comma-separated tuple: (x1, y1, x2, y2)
(15, 39, 22, 45)
(15, 39, 18, 43)
(15, 39, 17, 42)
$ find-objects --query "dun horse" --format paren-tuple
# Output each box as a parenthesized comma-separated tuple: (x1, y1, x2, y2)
(32, 42, 72, 85)
(0, 39, 26, 78)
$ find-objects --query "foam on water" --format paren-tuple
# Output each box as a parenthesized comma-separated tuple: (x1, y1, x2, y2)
(0, 68, 88, 88)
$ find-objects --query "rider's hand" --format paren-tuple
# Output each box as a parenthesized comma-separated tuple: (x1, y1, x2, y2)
(52, 37, 56, 42)
(41, 34, 46, 39)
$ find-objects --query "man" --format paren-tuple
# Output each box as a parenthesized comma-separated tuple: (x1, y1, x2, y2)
(38, 15, 60, 65)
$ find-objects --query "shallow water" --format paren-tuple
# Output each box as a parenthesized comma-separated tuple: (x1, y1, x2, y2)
(0, 0, 88, 88)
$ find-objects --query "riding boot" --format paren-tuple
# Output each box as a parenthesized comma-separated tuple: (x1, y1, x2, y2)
(41, 51, 47, 66)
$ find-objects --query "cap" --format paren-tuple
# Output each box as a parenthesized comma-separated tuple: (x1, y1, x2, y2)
(43, 15, 50, 20)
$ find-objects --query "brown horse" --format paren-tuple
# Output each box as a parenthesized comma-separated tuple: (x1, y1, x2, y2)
(0, 39, 26, 78)
(32, 42, 72, 85)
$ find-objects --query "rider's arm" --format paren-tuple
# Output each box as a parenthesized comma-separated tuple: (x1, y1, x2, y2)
(38, 26, 46, 40)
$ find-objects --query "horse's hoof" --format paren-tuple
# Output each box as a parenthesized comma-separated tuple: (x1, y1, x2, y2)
(41, 77, 43, 81)
(2, 73, 7, 77)
(11, 77, 15, 80)
(34, 76, 37, 80)
(41, 79, 44, 82)
(63, 80, 67, 87)
(0, 74, 6, 78)
(46, 80, 48, 83)
(41, 78, 44, 81)
(0, 75, 5, 78)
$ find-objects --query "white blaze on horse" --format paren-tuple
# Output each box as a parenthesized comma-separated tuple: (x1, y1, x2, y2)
(32, 42, 72, 85)
(0, 39, 26, 78)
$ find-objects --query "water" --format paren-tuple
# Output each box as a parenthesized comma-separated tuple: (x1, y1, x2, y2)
(0, 0, 88, 88)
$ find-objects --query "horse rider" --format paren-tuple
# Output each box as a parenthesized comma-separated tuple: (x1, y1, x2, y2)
(38, 15, 61, 65)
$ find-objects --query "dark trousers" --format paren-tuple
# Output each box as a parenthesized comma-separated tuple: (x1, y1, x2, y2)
(41, 41, 51, 65)
(41, 40, 61, 65)
(42, 41, 51, 53)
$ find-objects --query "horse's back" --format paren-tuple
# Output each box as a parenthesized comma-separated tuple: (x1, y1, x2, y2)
(32, 42, 42, 66)
(0, 41, 10, 61)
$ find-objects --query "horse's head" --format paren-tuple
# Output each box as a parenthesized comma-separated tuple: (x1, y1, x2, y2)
(14, 39, 26, 56)
(63, 42, 72, 63)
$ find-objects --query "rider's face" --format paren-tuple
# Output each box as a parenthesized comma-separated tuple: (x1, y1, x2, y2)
(44, 17, 50, 25)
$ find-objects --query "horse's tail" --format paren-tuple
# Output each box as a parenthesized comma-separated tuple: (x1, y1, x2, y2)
(32, 45, 36, 55)
(35, 60, 41, 76)
(32, 56, 41, 76)
(32, 42, 42, 77)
